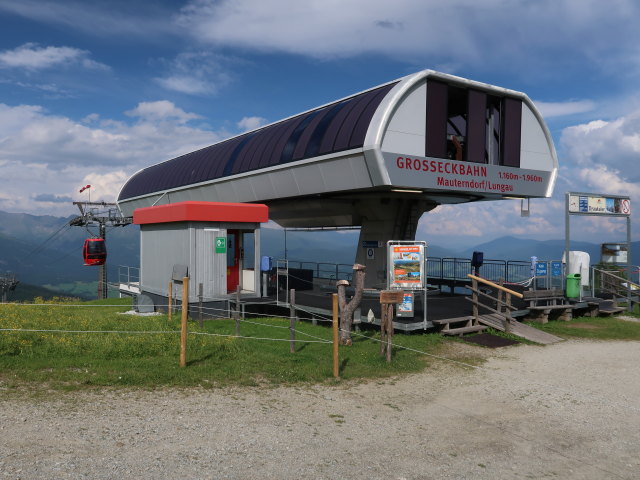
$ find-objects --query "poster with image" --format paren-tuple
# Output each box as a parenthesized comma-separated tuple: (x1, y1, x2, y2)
(389, 244, 424, 288)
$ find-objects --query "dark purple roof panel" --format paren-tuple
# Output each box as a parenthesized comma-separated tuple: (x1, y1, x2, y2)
(118, 82, 397, 201)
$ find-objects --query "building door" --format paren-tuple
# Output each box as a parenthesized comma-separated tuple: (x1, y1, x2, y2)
(226, 229, 240, 293)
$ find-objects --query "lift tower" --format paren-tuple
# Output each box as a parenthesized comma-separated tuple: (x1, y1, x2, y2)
(0, 273, 19, 303)
(70, 202, 131, 300)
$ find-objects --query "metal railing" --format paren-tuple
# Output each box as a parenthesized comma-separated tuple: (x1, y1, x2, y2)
(592, 267, 639, 311)
(426, 257, 531, 285)
(118, 265, 140, 289)
(280, 257, 536, 288)
(279, 260, 354, 282)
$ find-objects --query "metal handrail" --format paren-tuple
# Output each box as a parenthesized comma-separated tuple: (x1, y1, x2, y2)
(118, 265, 139, 287)
(467, 274, 524, 298)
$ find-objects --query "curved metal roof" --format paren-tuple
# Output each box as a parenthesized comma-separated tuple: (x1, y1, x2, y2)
(117, 70, 559, 228)
(118, 82, 397, 202)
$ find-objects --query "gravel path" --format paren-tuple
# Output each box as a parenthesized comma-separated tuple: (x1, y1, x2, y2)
(1, 339, 639, 479)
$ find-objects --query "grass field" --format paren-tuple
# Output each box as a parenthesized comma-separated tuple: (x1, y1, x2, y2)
(536, 314, 640, 340)
(2, 297, 639, 391)
(0, 297, 447, 390)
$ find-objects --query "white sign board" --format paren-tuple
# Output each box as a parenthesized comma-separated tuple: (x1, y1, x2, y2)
(383, 152, 553, 197)
(568, 194, 631, 216)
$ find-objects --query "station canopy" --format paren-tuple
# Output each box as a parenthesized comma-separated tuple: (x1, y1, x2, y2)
(117, 70, 558, 230)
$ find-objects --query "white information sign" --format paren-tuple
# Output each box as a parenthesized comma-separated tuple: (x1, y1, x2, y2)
(568, 194, 631, 216)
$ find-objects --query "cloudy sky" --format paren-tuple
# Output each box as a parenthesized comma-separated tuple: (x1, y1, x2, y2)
(0, 0, 639, 247)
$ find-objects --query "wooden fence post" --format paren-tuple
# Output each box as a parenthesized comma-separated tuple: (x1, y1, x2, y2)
(505, 292, 513, 334)
(180, 276, 189, 368)
(471, 278, 479, 321)
(289, 289, 296, 353)
(168, 281, 173, 323)
(332, 293, 339, 379)
(379, 290, 403, 363)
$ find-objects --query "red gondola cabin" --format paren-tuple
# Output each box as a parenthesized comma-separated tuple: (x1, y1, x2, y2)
(83, 238, 107, 266)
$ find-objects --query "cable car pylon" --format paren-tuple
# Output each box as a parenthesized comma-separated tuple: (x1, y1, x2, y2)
(70, 200, 131, 300)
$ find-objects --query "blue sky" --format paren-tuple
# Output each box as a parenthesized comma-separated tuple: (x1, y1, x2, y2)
(1, 0, 639, 248)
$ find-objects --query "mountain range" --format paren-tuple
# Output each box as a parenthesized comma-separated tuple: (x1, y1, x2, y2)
(0, 210, 637, 299)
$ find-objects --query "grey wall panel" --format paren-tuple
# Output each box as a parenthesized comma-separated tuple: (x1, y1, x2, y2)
(520, 104, 555, 171)
(292, 163, 327, 194)
(249, 174, 277, 201)
(140, 224, 190, 300)
(269, 169, 301, 198)
(215, 182, 243, 203)
(317, 155, 369, 191)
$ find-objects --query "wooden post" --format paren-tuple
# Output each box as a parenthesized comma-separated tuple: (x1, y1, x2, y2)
(505, 293, 512, 333)
(379, 290, 403, 363)
(289, 289, 296, 353)
(379, 303, 387, 356)
(198, 282, 203, 328)
(168, 281, 173, 323)
(180, 276, 189, 368)
(336, 264, 366, 346)
(385, 304, 393, 363)
(332, 293, 339, 379)
(471, 278, 479, 321)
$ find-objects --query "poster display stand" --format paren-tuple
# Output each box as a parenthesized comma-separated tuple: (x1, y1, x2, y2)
(387, 241, 429, 329)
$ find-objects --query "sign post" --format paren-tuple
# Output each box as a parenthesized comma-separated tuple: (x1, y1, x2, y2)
(566, 192, 632, 308)
(387, 240, 429, 329)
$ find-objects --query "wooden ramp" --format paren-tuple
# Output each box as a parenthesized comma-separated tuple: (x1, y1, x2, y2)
(478, 314, 563, 345)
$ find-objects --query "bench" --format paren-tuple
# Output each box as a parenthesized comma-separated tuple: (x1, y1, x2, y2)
(522, 288, 572, 323)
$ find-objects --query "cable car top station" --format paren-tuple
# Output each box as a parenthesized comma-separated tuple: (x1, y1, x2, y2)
(117, 70, 558, 288)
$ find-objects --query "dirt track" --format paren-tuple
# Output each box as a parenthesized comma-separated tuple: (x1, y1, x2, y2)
(1, 339, 639, 479)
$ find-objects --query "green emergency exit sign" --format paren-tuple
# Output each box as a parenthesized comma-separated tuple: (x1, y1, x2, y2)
(215, 237, 226, 253)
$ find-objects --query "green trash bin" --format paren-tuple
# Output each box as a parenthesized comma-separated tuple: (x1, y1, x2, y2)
(566, 273, 581, 298)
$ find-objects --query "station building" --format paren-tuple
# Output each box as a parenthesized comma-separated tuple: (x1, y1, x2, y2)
(117, 70, 558, 315)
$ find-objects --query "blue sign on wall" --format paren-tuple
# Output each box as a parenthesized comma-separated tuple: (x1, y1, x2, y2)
(535, 262, 548, 276)
(551, 261, 562, 277)
(362, 240, 381, 248)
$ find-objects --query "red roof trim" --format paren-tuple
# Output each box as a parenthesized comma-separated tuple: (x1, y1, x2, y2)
(133, 201, 269, 225)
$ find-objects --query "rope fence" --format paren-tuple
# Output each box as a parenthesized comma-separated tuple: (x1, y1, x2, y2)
(3, 296, 640, 419)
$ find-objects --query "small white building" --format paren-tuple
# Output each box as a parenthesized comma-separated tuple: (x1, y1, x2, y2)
(133, 201, 268, 310)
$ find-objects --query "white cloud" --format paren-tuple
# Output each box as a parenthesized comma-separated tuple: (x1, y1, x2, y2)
(0, 101, 229, 215)
(578, 166, 640, 198)
(175, 0, 640, 76)
(0, 0, 176, 39)
(33, 193, 73, 203)
(0, 43, 108, 71)
(81, 171, 130, 202)
(534, 100, 596, 118)
(560, 111, 640, 183)
(237, 116, 267, 132)
(156, 76, 212, 95)
(420, 199, 560, 243)
(125, 101, 202, 124)
(154, 51, 234, 96)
